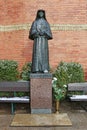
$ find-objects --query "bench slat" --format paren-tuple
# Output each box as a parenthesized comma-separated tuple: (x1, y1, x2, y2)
(68, 82, 87, 91)
(70, 95, 87, 101)
(0, 81, 29, 92)
(0, 96, 29, 103)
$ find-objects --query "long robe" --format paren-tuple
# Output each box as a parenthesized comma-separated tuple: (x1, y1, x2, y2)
(29, 18, 52, 73)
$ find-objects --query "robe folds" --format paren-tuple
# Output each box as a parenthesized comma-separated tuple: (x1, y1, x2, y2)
(29, 13, 52, 73)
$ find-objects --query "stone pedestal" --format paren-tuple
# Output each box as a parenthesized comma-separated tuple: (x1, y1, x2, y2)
(30, 73, 52, 114)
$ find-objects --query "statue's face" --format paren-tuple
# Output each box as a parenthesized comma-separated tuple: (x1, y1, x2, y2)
(38, 11, 44, 18)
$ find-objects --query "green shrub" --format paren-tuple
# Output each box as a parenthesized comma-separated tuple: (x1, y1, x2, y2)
(14, 92, 29, 97)
(0, 92, 29, 97)
(53, 61, 85, 88)
(21, 62, 32, 81)
(0, 92, 12, 97)
(0, 60, 19, 81)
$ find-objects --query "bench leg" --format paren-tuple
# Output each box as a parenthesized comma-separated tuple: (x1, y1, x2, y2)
(81, 104, 87, 111)
(11, 103, 15, 115)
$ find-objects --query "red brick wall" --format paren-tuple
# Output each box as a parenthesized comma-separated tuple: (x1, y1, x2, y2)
(0, 0, 87, 78)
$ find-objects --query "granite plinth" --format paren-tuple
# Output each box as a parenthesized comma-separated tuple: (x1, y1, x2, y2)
(30, 73, 52, 114)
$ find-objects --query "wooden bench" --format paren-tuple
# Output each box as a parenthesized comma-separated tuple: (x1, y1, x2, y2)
(0, 81, 30, 114)
(68, 82, 87, 101)
(68, 82, 87, 110)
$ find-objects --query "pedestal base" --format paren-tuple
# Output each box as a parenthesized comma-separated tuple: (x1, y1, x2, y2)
(31, 109, 52, 114)
(11, 113, 72, 126)
(30, 73, 52, 114)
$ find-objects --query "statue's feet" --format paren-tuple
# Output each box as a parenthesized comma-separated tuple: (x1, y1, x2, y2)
(44, 70, 48, 73)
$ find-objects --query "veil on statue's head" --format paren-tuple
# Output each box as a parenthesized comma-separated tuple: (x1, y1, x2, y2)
(35, 9, 47, 20)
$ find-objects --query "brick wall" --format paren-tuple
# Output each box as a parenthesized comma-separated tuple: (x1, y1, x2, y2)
(0, 0, 87, 78)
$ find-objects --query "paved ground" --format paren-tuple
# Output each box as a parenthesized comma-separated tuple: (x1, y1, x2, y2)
(0, 100, 87, 130)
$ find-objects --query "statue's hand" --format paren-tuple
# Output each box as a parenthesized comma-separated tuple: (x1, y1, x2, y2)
(40, 32, 44, 36)
(34, 32, 39, 38)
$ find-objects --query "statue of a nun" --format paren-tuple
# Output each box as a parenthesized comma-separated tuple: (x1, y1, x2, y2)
(29, 9, 53, 73)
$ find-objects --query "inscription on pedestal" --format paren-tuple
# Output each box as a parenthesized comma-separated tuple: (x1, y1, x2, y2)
(30, 73, 52, 114)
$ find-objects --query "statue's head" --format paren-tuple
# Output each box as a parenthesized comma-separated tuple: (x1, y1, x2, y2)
(36, 9, 46, 20)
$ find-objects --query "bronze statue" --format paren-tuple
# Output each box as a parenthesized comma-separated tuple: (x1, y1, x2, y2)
(29, 9, 53, 73)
